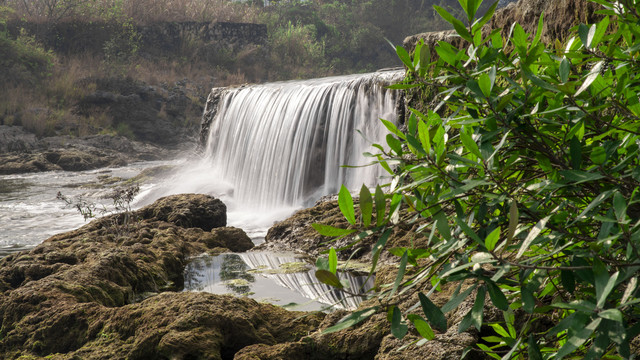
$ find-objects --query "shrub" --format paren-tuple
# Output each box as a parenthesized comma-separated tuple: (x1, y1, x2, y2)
(315, 0, 640, 358)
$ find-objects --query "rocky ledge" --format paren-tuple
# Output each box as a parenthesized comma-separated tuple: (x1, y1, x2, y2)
(0, 194, 323, 359)
(0, 125, 179, 175)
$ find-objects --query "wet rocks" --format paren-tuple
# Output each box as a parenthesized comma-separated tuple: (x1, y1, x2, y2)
(0, 194, 327, 359)
(139, 193, 227, 231)
(0, 125, 173, 175)
(258, 198, 428, 264)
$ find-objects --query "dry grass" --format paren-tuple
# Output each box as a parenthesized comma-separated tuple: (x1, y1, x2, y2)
(4, 0, 263, 25)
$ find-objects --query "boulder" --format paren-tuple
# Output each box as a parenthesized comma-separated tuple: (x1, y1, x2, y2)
(139, 193, 227, 231)
(207, 227, 254, 252)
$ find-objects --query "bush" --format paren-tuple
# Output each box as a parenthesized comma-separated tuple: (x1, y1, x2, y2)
(315, 0, 640, 358)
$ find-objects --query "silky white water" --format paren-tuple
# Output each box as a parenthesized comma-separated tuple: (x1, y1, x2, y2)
(141, 70, 402, 238)
(1, 70, 401, 253)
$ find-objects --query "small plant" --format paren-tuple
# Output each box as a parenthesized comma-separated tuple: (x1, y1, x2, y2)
(57, 184, 140, 236)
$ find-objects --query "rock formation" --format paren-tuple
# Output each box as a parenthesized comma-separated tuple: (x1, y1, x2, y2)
(0, 194, 322, 359)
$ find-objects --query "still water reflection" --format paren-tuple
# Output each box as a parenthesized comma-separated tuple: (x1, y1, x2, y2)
(184, 252, 374, 311)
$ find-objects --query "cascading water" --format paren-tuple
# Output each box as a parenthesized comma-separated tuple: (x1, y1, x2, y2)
(201, 69, 402, 210)
(140, 69, 402, 237)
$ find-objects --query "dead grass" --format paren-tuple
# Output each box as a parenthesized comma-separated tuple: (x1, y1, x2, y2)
(5, 0, 263, 25)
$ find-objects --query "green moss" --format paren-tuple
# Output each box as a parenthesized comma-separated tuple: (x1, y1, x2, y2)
(225, 278, 250, 287)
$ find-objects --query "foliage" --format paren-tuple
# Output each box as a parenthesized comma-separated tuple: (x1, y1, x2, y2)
(0, 14, 54, 85)
(315, 0, 640, 358)
(57, 184, 141, 236)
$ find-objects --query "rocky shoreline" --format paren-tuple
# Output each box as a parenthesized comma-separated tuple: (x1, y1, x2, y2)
(0, 125, 182, 174)
(0, 194, 325, 359)
(0, 192, 500, 359)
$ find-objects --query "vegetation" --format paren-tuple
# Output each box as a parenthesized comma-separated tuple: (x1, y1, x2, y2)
(0, 0, 476, 140)
(314, 0, 640, 358)
(57, 184, 140, 235)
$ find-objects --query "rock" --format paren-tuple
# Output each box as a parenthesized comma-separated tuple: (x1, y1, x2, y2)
(139, 193, 227, 231)
(258, 198, 427, 263)
(0, 125, 178, 175)
(207, 226, 254, 252)
(0, 194, 320, 359)
(199, 87, 230, 148)
(0, 125, 39, 152)
(75, 77, 202, 148)
(403, 0, 602, 52)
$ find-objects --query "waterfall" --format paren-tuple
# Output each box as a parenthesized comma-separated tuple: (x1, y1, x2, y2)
(200, 70, 402, 210)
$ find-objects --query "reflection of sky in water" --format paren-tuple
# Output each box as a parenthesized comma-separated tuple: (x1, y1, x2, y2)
(184, 252, 374, 312)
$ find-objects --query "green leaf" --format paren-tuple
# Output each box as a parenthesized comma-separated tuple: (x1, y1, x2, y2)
(559, 57, 570, 83)
(555, 318, 602, 359)
(532, 12, 544, 47)
(359, 184, 373, 227)
(507, 201, 518, 243)
(471, 286, 486, 330)
(452, 18, 473, 43)
(391, 306, 408, 339)
(485, 280, 509, 311)
(396, 45, 415, 71)
(571, 190, 614, 225)
(567, 120, 585, 141)
(329, 247, 337, 274)
(591, 16, 609, 48)
(312, 223, 357, 237)
(585, 332, 610, 360)
(559, 170, 604, 184)
(613, 191, 627, 223)
(590, 146, 607, 165)
(472, 1, 498, 31)
(389, 250, 408, 299)
(570, 136, 582, 169)
(407, 314, 435, 340)
(435, 43, 459, 66)
(419, 293, 448, 332)
(315, 269, 343, 288)
(316, 257, 329, 271)
(375, 185, 386, 226)
(442, 284, 477, 313)
(407, 134, 427, 155)
(386, 134, 403, 155)
(338, 185, 356, 225)
(465, 0, 480, 22)
(598, 308, 623, 322)
(561, 269, 576, 293)
(485, 227, 500, 251)
(434, 209, 452, 241)
(521, 283, 536, 313)
(528, 334, 543, 360)
(380, 119, 405, 139)
(516, 216, 550, 259)
(418, 120, 431, 154)
(323, 306, 379, 334)
(433, 5, 458, 27)
(575, 60, 604, 96)
(460, 127, 482, 159)
(477, 73, 492, 97)
(578, 23, 592, 48)
(458, 309, 474, 333)
(596, 269, 619, 309)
